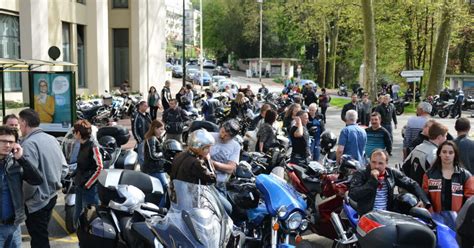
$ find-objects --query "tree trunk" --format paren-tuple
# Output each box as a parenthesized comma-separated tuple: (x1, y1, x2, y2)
(328, 15, 339, 89)
(318, 22, 327, 88)
(426, 3, 452, 96)
(361, 0, 377, 100)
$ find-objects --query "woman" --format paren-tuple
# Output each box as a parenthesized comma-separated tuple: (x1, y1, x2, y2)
(148, 86, 161, 120)
(176, 87, 186, 108)
(318, 88, 330, 123)
(257, 109, 277, 153)
(73, 120, 103, 223)
(229, 92, 249, 119)
(283, 103, 301, 134)
(422, 141, 474, 213)
(35, 79, 55, 123)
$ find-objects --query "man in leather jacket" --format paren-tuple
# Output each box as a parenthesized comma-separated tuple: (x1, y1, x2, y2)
(349, 149, 431, 215)
(0, 126, 43, 247)
(132, 101, 152, 166)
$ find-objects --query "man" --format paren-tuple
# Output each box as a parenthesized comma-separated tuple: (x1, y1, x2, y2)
(290, 110, 311, 165)
(365, 112, 392, 158)
(308, 104, 325, 161)
(201, 90, 221, 123)
(359, 93, 372, 126)
(409, 119, 435, 151)
(162, 99, 190, 142)
(303, 84, 317, 106)
(3, 114, 20, 137)
(258, 84, 269, 96)
(161, 80, 172, 110)
(19, 109, 68, 248)
(453, 89, 464, 118)
(119, 80, 130, 98)
(132, 101, 152, 166)
(403, 102, 432, 159)
(349, 149, 431, 215)
(336, 110, 367, 166)
(0, 126, 42, 248)
(248, 103, 271, 131)
(341, 94, 359, 122)
(374, 94, 397, 138)
(210, 120, 241, 189)
(403, 121, 448, 186)
(34, 79, 55, 123)
(454, 117, 474, 174)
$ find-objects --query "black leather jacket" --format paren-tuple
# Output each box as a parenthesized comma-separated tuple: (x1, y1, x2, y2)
(0, 155, 43, 225)
(374, 103, 397, 126)
(170, 151, 216, 185)
(349, 166, 431, 215)
(132, 112, 152, 143)
(143, 136, 164, 174)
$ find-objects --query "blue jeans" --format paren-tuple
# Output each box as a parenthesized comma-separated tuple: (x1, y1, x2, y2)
(137, 141, 145, 166)
(312, 145, 321, 162)
(75, 185, 99, 223)
(382, 124, 393, 140)
(0, 224, 21, 248)
(149, 172, 169, 207)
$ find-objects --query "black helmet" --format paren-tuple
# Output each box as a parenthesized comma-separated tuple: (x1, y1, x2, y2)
(393, 193, 419, 214)
(221, 119, 240, 137)
(320, 131, 337, 151)
(98, 135, 118, 150)
(162, 139, 183, 160)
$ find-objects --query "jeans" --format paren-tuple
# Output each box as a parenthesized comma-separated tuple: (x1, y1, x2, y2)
(382, 124, 393, 140)
(0, 224, 21, 248)
(149, 106, 158, 120)
(25, 195, 57, 248)
(321, 106, 327, 123)
(311, 144, 321, 162)
(149, 172, 169, 207)
(74, 185, 99, 223)
(137, 141, 145, 166)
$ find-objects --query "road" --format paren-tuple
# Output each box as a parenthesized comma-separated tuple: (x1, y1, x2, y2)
(22, 70, 472, 247)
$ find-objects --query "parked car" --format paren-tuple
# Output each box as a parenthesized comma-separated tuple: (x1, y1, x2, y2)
(213, 66, 231, 77)
(185, 68, 199, 82)
(212, 75, 226, 85)
(300, 79, 318, 90)
(192, 71, 212, 86)
(165, 62, 173, 71)
(211, 79, 239, 93)
(172, 65, 183, 78)
(203, 60, 216, 69)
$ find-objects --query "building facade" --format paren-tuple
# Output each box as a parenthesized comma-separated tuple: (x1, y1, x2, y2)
(0, 0, 167, 102)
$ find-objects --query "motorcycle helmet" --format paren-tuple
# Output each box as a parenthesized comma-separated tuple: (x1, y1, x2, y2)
(393, 193, 419, 215)
(108, 185, 145, 213)
(162, 139, 183, 160)
(98, 135, 118, 150)
(222, 119, 241, 137)
(187, 129, 215, 150)
(320, 131, 337, 151)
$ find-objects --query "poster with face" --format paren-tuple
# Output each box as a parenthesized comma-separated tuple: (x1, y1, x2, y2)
(31, 72, 74, 132)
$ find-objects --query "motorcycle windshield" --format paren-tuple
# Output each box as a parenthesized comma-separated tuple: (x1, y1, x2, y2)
(166, 180, 233, 247)
(256, 174, 307, 218)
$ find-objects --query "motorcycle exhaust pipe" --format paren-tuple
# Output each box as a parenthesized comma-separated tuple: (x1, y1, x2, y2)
(330, 212, 349, 242)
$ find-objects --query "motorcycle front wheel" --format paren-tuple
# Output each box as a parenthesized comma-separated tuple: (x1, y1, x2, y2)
(395, 105, 404, 115)
(439, 109, 449, 118)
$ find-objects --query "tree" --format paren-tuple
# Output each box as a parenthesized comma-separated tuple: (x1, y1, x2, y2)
(361, 0, 377, 99)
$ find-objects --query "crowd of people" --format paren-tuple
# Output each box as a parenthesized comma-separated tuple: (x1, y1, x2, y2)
(0, 78, 473, 247)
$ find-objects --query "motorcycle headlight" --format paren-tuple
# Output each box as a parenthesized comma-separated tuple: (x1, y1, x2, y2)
(286, 212, 303, 230)
(300, 219, 309, 231)
(277, 206, 288, 219)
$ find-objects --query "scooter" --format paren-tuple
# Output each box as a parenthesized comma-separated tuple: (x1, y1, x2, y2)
(338, 85, 348, 97)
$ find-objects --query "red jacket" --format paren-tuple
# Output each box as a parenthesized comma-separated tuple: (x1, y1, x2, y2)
(422, 166, 474, 212)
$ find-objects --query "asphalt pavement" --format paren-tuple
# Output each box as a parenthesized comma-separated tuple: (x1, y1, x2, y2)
(22, 70, 473, 247)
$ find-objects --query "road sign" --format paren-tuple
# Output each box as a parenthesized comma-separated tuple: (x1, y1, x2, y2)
(400, 70, 424, 78)
(406, 77, 421, 82)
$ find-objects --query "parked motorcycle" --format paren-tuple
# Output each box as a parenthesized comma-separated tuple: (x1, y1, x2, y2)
(391, 99, 409, 116)
(462, 95, 474, 110)
(96, 125, 138, 170)
(338, 85, 348, 97)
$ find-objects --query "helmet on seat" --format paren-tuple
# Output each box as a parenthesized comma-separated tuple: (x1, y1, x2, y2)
(98, 135, 118, 151)
(393, 193, 419, 214)
(162, 139, 183, 160)
(320, 131, 337, 151)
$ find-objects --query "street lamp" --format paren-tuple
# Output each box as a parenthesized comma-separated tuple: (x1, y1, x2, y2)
(182, 0, 186, 87)
(257, 0, 263, 84)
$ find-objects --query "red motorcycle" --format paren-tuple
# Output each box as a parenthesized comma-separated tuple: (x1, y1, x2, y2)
(285, 154, 361, 239)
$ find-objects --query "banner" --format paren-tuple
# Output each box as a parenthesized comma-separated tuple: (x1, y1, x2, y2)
(30, 72, 74, 133)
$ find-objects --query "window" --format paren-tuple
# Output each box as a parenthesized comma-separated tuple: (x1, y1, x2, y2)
(62, 22, 71, 62)
(112, 0, 128, 8)
(76, 0, 86, 4)
(77, 25, 86, 88)
(0, 14, 21, 92)
(113, 29, 129, 87)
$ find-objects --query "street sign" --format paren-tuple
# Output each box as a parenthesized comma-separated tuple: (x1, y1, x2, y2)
(406, 77, 421, 82)
(400, 70, 424, 78)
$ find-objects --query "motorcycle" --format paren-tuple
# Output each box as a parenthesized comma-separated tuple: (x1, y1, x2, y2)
(96, 125, 138, 170)
(331, 193, 458, 248)
(438, 101, 455, 118)
(338, 85, 348, 97)
(462, 95, 474, 110)
(391, 99, 409, 116)
(77, 169, 166, 248)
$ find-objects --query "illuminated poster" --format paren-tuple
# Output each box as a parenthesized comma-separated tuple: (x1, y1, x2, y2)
(30, 72, 75, 133)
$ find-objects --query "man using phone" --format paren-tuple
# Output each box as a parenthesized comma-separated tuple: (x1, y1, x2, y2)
(0, 126, 43, 247)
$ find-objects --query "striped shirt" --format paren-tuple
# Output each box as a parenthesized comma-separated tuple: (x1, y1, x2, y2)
(373, 179, 388, 211)
(365, 126, 392, 157)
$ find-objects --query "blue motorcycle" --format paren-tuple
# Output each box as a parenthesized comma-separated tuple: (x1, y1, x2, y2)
(331, 195, 458, 248)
